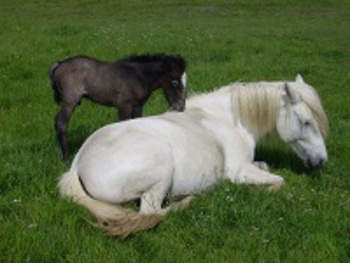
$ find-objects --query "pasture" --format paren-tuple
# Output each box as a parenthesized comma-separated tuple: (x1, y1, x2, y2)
(1, 0, 349, 262)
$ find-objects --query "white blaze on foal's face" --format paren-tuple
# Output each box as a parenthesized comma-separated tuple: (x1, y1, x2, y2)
(276, 84, 327, 169)
(181, 72, 187, 89)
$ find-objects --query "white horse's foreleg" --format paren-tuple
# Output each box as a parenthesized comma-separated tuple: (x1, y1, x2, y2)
(235, 164, 284, 189)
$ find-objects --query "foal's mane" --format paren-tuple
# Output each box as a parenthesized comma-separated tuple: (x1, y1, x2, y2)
(229, 82, 329, 139)
(119, 53, 186, 70)
(120, 53, 168, 63)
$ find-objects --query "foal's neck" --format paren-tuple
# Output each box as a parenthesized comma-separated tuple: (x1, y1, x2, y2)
(124, 61, 164, 91)
(135, 62, 166, 90)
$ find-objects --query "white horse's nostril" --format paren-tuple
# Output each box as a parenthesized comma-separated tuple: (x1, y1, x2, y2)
(317, 158, 326, 169)
(307, 157, 326, 170)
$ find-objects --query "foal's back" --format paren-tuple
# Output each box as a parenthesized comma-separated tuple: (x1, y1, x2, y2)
(53, 56, 144, 105)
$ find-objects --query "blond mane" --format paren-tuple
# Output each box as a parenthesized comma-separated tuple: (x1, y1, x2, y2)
(230, 83, 281, 139)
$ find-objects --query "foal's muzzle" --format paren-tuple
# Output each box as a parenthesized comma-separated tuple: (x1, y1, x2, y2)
(169, 102, 185, 112)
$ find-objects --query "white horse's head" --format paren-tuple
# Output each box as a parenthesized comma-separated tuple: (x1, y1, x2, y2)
(276, 75, 328, 169)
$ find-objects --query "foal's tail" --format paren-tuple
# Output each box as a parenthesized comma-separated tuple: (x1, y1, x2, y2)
(58, 170, 162, 238)
(49, 62, 62, 104)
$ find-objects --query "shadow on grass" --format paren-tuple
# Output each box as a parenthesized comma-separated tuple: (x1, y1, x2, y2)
(255, 142, 322, 177)
(69, 125, 94, 154)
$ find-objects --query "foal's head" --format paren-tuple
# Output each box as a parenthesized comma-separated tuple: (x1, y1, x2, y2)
(160, 55, 187, 112)
(276, 78, 328, 169)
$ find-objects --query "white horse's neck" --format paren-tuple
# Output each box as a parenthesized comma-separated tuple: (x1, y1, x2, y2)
(187, 83, 284, 142)
(186, 87, 236, 126)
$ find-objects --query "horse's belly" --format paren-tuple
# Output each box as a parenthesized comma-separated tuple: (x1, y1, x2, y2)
(171, 165, 223, 196)
(170, 138, 224, 196)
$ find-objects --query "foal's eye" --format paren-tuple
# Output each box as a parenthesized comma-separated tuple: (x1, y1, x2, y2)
(171, 80, 179, 87)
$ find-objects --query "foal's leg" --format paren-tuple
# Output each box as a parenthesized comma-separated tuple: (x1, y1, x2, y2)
(118, 104, 133, 121)
(55, 103, 77, 161)
(236, 164, 285, 190)
(131, 105, 143, 119)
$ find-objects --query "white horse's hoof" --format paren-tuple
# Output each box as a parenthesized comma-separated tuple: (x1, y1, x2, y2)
(254, 161, 270, 172)
(268, 178, 285, 191)
(170, 196, 194, 211)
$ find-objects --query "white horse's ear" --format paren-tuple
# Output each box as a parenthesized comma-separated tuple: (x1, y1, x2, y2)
(284, 83, 301, 105)
(296, 74, 304, 83)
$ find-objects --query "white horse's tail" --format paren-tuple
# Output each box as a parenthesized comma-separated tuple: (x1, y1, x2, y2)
(58, 170, 162, 238)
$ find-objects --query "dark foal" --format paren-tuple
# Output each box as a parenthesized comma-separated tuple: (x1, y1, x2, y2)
(50, 53, 187, 161)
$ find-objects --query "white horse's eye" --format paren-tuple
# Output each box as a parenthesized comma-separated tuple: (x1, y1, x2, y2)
(304, 121, 311, 127)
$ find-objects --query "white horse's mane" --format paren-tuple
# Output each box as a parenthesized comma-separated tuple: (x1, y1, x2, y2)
(187, 81, 329, 140)
(231, 83, 282, 139)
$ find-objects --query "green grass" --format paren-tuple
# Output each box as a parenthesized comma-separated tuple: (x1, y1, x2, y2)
(1, 0, 349, 262)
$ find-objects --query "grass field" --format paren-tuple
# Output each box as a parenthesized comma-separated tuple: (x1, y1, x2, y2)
(1, 0, 349, 262)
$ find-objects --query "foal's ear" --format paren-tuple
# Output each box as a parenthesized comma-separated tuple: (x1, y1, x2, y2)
(284, 83, 301, 105)
(162, 56, 186, 73)
(162, 57, 175, 71)
(175, 55, 186, 70)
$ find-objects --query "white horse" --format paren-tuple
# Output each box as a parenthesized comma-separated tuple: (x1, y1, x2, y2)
(58, 75, 328, 238)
